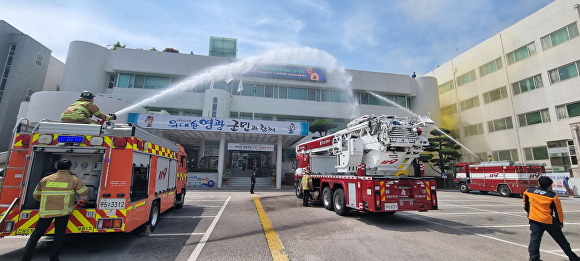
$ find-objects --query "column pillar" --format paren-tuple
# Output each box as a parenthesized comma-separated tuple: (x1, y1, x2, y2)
(217, 133, 226, 188)
(276, 135, 283, 189)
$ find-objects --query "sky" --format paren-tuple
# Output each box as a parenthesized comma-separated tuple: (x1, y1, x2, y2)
(0, 0, 555, 76)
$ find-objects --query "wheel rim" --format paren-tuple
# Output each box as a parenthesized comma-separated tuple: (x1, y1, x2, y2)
(334, 192, 343, 210)
(323, 190, 331, 206)
(151, 205, 159, 226)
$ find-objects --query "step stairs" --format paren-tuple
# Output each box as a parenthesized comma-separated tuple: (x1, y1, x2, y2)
(223, 176, 274, 190)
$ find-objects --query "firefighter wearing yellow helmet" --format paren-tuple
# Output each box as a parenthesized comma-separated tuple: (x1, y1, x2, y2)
(61, 91, 116, 124)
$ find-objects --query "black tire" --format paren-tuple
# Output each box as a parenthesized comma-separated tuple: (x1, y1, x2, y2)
(295, 180, 303, 199)
(147, 201, 160, 232)
(174, 189, 185, 209)
(323, 187, 334, 210)
(498, 185, 511, 197)
(333, 188, 348, 216)
(459, 182, 470, 193)
(479, 190, 489, 194)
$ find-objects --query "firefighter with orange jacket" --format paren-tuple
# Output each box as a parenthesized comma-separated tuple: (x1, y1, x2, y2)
(523, 176, 580, 261)
(21, 159, 89, 261)
(61, 91, 116, 124)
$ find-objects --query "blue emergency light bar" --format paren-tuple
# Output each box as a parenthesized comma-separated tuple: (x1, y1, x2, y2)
(57, 136, 84, 143)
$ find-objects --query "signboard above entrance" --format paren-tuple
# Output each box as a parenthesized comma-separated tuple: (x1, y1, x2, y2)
(228, 143, 274, 151)
(128, 113, 309, 136)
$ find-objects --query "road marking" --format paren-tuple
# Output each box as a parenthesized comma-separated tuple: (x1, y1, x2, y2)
(402, 213, 567, 258)
(253, 194, 289, 261)
(150, 233, 205, 236)
(187, 196, 231, 261)
(162, 216, 216, 219)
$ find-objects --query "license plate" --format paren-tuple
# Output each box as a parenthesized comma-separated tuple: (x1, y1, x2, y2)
(99, 198, 125, 210)
(390, 138, 415, 143)
(385, 203, 398, 211)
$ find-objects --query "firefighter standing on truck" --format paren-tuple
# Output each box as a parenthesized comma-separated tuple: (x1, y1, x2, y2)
(21, 159, 89, 261)
(523, 176, 580, 261)
(301, 170, 314, 207)
(61, 91, 116, 124)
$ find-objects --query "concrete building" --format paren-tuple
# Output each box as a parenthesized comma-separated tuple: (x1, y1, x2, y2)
(20, 39, 440, 188)
(429, 0, 580, 174)
(0, 20, 63, 151)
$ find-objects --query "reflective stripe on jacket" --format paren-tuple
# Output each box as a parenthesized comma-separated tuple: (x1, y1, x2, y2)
(61, 98, 111, 123)
(523, 187, 564, 225)
(301, 174, 313, 191)
(33, 170, 89, 218)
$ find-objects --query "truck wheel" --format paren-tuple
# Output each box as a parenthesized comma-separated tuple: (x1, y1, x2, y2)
(147, 201, 161, 232)
(174, 189, 185, 209)
(459, 183, 470, 193)
(295, 181, 303, 199)
(323, 187, 334, 210)
(498, 185, 511, 197)
(333, 188, 348, 216)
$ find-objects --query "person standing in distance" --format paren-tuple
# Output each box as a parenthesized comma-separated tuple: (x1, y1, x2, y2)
(301, 170, 314, 207)
(523, 176, 580, 261)
(61, 91, 116, 124)
(250, 172, 256, 194)
(21, 159, 89, 261)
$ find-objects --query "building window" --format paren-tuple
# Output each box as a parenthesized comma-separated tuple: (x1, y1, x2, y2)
(288, 87, 308, 100)
(511, 74, 543, 95)
(483, 86, 508, 104)
(487, 117, 513, 132)
(524, 146, 549, 161)
(541, 22, 579, 50)
(479, 57, 503, 77)
(548, 60, 579, 84)
(492, 149, 519, 161)
(1, 44, 16, 97)
(441, 104, 457, 115)
(211, 97, 218, 117)
(459, 95, 480, 111)
(507, 42, 536, 65)
(518, 109, 550, 127)
(438, 80, 454, 94)
(464, 152, 487, 163)
(108, 75, 116, 89)
(556, 101, 580, 120)
(463, 123, 484, 137)
(116, 73, 173, 89)
(35, 53, 44, 66)
(456, 70, 476, 86)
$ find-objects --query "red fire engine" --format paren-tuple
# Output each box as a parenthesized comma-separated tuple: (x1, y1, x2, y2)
(295, 115, 438, 215)
(453, 161, 545, 197)
(0, 119, 188, 237)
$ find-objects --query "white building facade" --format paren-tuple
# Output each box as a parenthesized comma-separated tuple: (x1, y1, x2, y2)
(430, 0, 580, 174)
(20, 39, 440, 188)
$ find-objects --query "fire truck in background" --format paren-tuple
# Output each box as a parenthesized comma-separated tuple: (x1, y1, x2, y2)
(453, 161, 545, 197)
(0, 119, 188, 237)
(295, 114, 438, 216)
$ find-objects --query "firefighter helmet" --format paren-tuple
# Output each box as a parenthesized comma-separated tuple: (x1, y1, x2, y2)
(80, 91, 95, 99)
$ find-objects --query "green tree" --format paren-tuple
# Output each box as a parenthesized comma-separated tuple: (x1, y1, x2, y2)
(309, 119, 337, 138)
(110, 41, 126, 50)
(163, 47, 179, 53)
(419, 128, 462, 176)
(150, 47, 158, 51)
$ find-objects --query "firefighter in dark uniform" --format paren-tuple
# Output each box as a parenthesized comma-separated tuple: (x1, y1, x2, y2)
(61, 91, 116, 124)
(523, 176, 580, 261)
(21, 159, 89, 261)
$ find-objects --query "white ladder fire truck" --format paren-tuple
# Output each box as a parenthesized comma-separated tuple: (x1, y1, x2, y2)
(0, 119, 188, 237)
(295, 114, 438, 215)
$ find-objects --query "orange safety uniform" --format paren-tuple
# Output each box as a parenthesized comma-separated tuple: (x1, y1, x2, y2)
(523, 187, 564, 225)
(61, 98, 113, 124)
(33, 170, 89, 218)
